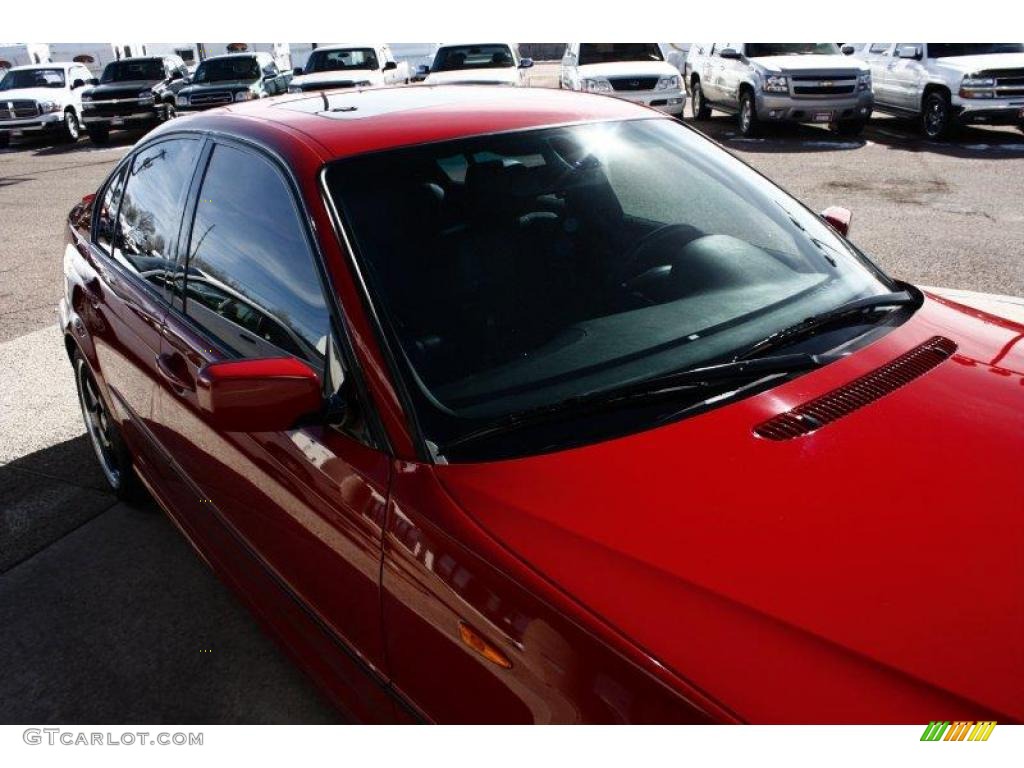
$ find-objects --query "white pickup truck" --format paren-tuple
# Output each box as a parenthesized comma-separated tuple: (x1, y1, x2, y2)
(855, 42, 1024, 138)
(288, 44, 409, 93)
(560, 43, 684, 116)
(0, 62, 92, 147)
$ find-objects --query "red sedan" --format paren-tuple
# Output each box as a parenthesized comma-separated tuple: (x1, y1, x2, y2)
(59, 86, 1023, 723)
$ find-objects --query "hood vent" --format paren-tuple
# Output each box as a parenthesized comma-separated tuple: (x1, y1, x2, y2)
(754, 336, 957, 440)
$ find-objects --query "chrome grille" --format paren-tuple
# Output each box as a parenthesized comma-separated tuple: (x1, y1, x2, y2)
(609, 76, 659, 92)
(2, 99, 39, 119)
(789, 74, 858, 99)
(981, 68, 1024, 97)
(188, 91, 234, 106)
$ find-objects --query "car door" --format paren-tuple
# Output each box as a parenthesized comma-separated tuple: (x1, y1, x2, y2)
(82, 137, 203, 484)
(150, 138, 395, 721)
(864, 44, 895, 106)
(889, 43, 926, 111)
(701, 44, 724, 102)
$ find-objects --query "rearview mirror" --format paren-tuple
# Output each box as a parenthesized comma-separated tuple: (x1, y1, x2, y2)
(719, 48, 741, 60)
(897, 45, 922, 60)
(196, 357, 322, 432)
(820, 206, 852, 237)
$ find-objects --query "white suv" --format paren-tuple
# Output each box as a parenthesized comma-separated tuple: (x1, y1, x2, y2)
(0, 62, 91, 147)
(560, 43, 684, 116)
(856, 43, 1024, 139)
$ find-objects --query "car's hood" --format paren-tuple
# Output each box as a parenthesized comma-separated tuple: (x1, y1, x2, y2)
(576, 61, 680, 79)
(0, 86, 67, 103)
(424, 68, 518, 85)
(85, 80, 161, 98)
(291, 69, 382, 88)
(434, 294, 1024, 723)
(752, 54, 867, 74)
(935, 53, 1024, 73)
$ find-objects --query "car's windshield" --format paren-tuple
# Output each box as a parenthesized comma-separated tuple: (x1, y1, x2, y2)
(193, 56, 260, 83)
(0, 68, 66, 90)
(326, 118, 894, 460)
(305, 48, 379, 73)
(433, 45, 514, 71)
(745, 43, 841, 57)
(101, 59, 165, 83)
(927, 43, 1024, 58)
(578, 43, 664, 66)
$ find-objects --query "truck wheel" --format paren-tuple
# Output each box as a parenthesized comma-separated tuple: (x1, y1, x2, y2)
(61, 109, 81, 143)
(691, 79, 711, 119)
(831, 118, 867, 137)
(87, 126, 110, 145)
(0, 133, 9, 149)
(738, 90, 760, 137)
(162, 102, 177, 121)
(73, 350, 148, 504)
(922, 91, 955, 140)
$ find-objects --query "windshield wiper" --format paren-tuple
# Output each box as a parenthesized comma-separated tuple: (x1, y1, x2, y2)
(439, 351, 839, 454)
(733, 290, 916, 362)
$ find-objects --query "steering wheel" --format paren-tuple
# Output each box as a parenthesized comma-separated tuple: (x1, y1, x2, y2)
(615, 223, 704, 287)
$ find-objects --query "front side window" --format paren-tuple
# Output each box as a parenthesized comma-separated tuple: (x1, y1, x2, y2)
(112, 138, 201, 290)
(326, 119, 897, 460)
(306, 48, 379, 73)
(927, 43, 1024, 58)
(578, 44, 664, 66)
(433, 45, 514, 71)
(193, 56, 260, 83)
(0, 68, 65, 90)
(181, 144, 330, 364)
(101, 59, 165, 83)
(745, 43, 841, 57)
(94, 163, 129, 252)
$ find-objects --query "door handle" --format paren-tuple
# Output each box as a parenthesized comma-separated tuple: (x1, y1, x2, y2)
(156, 352, 194, 394)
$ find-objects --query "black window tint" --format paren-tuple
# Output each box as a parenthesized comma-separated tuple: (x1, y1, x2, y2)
(112, 138, 201, 291)
(95, 163, 129, 252)
(183, 143, 329, 364)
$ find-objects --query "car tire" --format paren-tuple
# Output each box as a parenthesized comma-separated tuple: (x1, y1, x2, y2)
(61, 109, 80, 143)
(922, 91, 955, 140)
(87, 126, 110, 145)
(691, 79, 711, 119)
(162, 102, 177, 121)
(831, 118, 867, 137)
(0, 133, 9, 149)
(738, 89, 760, 137)
(72, 350, 148, 503)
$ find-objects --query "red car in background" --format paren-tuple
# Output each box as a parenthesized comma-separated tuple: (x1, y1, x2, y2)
(59, 86, 1023, 723)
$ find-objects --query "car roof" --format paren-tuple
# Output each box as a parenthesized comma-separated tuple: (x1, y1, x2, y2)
(7, 62, 77, 71)
(167, 84, 663, 162)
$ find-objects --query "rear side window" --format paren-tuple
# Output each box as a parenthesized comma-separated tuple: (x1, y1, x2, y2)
(181, 143, 330, 364)
(111, 138, 201, 290)
(94, 163, 129, 252)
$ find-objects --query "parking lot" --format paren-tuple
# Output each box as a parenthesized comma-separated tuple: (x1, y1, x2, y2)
(2, 66, 1024, 723)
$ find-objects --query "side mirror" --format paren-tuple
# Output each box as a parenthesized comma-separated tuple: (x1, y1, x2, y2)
(196, 357, 323, 432)
(416, 64, 430, 75)
(292, 66, 303, 76)
(88, 77, 100, 86)
(719, 48, 741, 60)
(897, 45, 921, 60)
(841, 45, 856, 56)
(383, 61, 397, 71)
(519, 57, 534, 69)
(72, 78, 85, 89)
(820, 206, 852, 237)
(169, 70, 183, 80)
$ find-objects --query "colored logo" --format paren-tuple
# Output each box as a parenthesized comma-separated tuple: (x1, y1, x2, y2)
(921, 721, 996, 741)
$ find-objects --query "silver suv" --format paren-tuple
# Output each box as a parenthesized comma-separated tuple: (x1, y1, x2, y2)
(855, 43, 1024, 139)
(690, 43, 873, 137)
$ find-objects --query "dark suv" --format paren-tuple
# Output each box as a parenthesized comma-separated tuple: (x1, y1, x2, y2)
(81, 56, 189, 144)
(175, 52, 289, 112)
